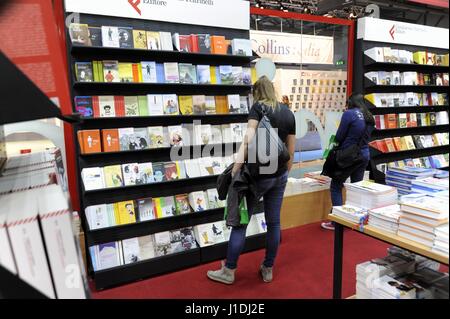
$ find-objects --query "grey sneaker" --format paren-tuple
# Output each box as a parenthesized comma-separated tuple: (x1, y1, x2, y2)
(207, 261, 235, 285)
(260, 264, 273, 283)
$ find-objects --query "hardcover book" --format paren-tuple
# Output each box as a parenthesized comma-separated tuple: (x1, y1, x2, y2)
(231, 38, 252, 56)
(232, 66, 243, 85)
(227, 94, 241, 114)
(198, 34, 211, 53)
(77, 129, 101, 154)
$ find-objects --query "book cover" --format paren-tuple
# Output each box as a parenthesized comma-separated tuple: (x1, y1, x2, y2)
(137, 96, 148, 116)
(199, 157, 214, 176)
(82, 167, 105, 190)
(121, 238, 140, 264)
(210, 66, 218, 84)
(210, 125, 223, 144)
(221, 124, 233, 143)
(178, 35, 192, 52)
(124, 96, 139, 116)
(121, 163, 139, 186)
(147, 31, 161, 50)
(178, 63, 197, 84)
(103, 60, 120, 83)
(101, 129, 120, 152)
(99, 96, 116, 117)
(227, 94, 241, 114)
(232, 66, 243, 85)
(132, 127, 150, 150)
(189, 34, 199, 53)
(189, 191, 208, 212)
(206, 188, 225, 208)
(77, 129, 101, 154)
(141, 61, 157, 83)
(413, 135, 425, 149)
(148, 126, 166, 148)
(118, 27, 133, 48)
(85, 204, 110, 230)
(384, 138, 396, 152)
(175, 194, 192, 215)
(184, 158, 201, 178)
(103, 164, 124, 188)
(398, 113, 408, 128)
(101, 26, 120, 48)
(211, 35, 227, 54)
(152, 162, 166, 182)
(231, 38, 252, 56)
(118, 127, 135, 151)
(164, 162, 180, 181)
(393, 137, 403, 151)
(137, 162, 154, 184)
(404, 136, 417, 150)
(384, 114, 398, 129)
(136, 198, 156, 221)
(197, 65, 211, 84)
(219, 65, 233, 84)
(138, 235, 155, 260)
(239, 96, 249, 114)
(192, 95, 206, 114)
(156, 63, 165, 83)
(163, 94, 180, 115)
(113, 96, 124, 116)
(230, 123, 244, 142)
(242, 67, 252, 85)
(168, 125, 184, 146)
(179, 95, 193, 115)
(74, 96, 94, 117)
(155, 196, 177, 218)
(75, 62, 93, 82)
(118, 63, 134, 83)
(164, 63, 180, 83)
(159, 31, 173, 50)
(154, 231, 172, 256)
(205, 96, 216, 114)
(215, 96, 229, 114)
(69, 23, 91, 46)
(132, 29, 147, 49)
(198, 34, 211, 53)
(147, 94, 164, 115)
(88, 27, 102, 46)
(96, 242, 122, 270)
(116, 201, 137, 225)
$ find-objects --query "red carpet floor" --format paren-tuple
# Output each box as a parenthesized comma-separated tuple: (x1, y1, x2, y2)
(91, 222, 396, 299)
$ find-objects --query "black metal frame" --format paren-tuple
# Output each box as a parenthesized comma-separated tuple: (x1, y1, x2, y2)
(353, 39, 450, 183)
(63, 11, 267, 290)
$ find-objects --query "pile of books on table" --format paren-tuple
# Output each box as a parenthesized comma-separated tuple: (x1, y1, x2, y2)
(284, 177, 330, 196)
(398, 193, 449, 253)
(344, 181, 398, 210)
(385, 166, 435, 195)
(410, 176, 449, 196)
(331, 205, 368, 224)
(432, 224, 449, 255)
(368, 204, 403, 234)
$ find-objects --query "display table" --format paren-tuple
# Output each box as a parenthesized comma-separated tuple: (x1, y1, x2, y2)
(328, 214, 449, 299)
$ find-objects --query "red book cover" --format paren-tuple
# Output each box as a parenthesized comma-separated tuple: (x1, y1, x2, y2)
(179, 35, 192, 52)
(384, 114, 398, 129)
(101, 129, 120, 152)
(385, 138, 396, 152)
(114, 96, 125, 117)
(369, 140, 381, 152)
(92, 96, 101, 117)
(378, 140, 389, 153)
(132, 63, 140, 83)
(374, 115, 381, 130)
(393, 137, 402, 151)
(189, 34, 199, 53)
(409, 113, 418, 127)
(77, 130, 101, 154)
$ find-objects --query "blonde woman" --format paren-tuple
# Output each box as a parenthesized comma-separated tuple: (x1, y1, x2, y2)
(207, 76, 296, 284)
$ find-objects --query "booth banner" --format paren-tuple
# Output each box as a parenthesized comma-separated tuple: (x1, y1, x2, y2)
(251, 30, 334, 65)
(357, 17, 449, 49)
(64, 0, 250, 30)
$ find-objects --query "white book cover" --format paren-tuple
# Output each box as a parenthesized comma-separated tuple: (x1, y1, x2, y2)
(221, 124, 233, 143)
(194, 222, 225, 247)
(197, 65, 211, 84)
(231, 38, 252, 56)
(211, 125, 223, 144)
(199, 156, 214, 176)
(205, 96, 216, 114)
(37, 185, 87, 299)
(163, 63, 180, 83)
(206, 189, 225, 209)
(227, 94, 241, 114)
(147, 94, 164, 115)
(101, 26, 120, 48)
(211, 157, 225, 175)
(138, 235, 155, 260)
(401, 72, 418, 85)
(364, 47, 384, 62)
(86, 204, 110, 230)
(365, 72, 379, 84)
(239, 96, 249, 113)
(232, 66, 243, 85)
(436, 111, 449, 125)
(141, 61, 157, 83)
(121, 238, 141, 264)
(82, 167, 105, 191)
(184, 158, 202, 178)
(159, 31, 173, 50)
(168, 125, 184, 146)
(154, 231, 172, 257)
(230, 123, 243, 143)
(162, 94, 180, 115)
(96, 241, 123, 270)
(118, 127, 134, 151)
(6, 189, 56, 298)
(189, 191, 209, 212)
(392, 71, 401, 85)
(200, 125, 212, 145)
(99, 96, 116, 117)
(137, 162, 154, 184)
(0, 198, 16, 274)
(121, 163, 139, 186)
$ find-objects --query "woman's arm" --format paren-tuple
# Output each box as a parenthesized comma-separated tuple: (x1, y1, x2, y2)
(232, 119, 259, 176)
(286, 134, 296, 172)
(335, 111, 351, 144)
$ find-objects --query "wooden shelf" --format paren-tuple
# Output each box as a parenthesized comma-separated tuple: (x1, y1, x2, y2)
(328, 214, 449, 265)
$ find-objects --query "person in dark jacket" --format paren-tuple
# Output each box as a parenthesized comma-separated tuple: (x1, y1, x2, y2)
(321, 93, 375, 230)
(207, 76, 296, 285)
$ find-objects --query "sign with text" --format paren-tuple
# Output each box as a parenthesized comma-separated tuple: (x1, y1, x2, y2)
(64, 0, 250, 30)
(357, 17, 449, 49)
(251, 30, 334, 65)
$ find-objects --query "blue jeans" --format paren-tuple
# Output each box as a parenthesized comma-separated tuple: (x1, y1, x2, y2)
(330, 158, 369, 207)
(225, 171, 288, 269)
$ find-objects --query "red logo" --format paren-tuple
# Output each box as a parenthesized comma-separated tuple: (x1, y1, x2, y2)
(128, 0, 141, 15)
(389, 25, 395, 40)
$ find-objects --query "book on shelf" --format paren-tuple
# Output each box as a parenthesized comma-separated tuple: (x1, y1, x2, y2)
(86, 204, 111, 230)
(82, 167, 105, 191)
(148, 126, 166, 149)
(178, 63, 198, 84)
(168, 125, 184, 147)
(115, 200, 137, 225)
(154, 231, 172, 257)
(215, 96, 229, 114)
(103, 165, 124, 188)
(179, 95, 194, 115)
(219, 65, 233, 84)
(75, 62, 93, 82)
(231, 38, 252, 56)
(232, 66, 243, 85)
(227, 94, 241, 114)
(141, 61, 157, 83)
(77, 129, 101, 154)
(69, 23, 91, 46)
(103, 60, 120, 83)
(152, 162, 166, 182)
(194, 221, 226, 247)
(159, 31, 173, 51)
(154, 196, 177, 219)
(137, 162, 155, 184)
(121, 163, 139, 186)
(90, 241, 123, 271)
(189, 191, 209, 212)
(146, 31, 161, 50)
(198, 34, 211, 53)
(189, 34, 199, 53)
(162, 94, 180, 115)
(206, 188, 225, 209)
(136, 198, 156, 222)
(132, 29, 147, 49)
(192, 95, 207, 115)
(121, 238, 141, 264)
(205, 96, 217, 114)
(124, 96, 139, 116)
(197, 65, 211, 84)
(211, 35, 227, 54)
(164, 63, 180, 83)
(184, 159, 202, 178)
(118, 127, 134, 151)
(74, 96, 94, 117)
(101, 26, 120, 48)
(118, 27, 133, 48)
(164, 161, 182, 181)
(147, 94, 164, 115)
(170, 227, 198, 253)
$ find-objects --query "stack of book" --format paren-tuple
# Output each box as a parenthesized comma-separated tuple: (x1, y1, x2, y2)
(284, 177, 330, 196)
(331, 205, 368, 224)
(344, 181, 398, 210)
(432, 224, 449, 255)
(376, 154, 450, 174)
(385, 166, 436, 195)
(365, 92, 448, 108)
(398, 194, 449, 250)
(410, 176, 449, 196)
(368, 204, 403, 234)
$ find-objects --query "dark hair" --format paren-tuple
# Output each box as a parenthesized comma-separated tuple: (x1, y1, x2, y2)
(347, 93, 375, 126)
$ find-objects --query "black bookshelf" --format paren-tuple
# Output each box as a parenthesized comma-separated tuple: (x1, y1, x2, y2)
(354, 39, 449, 183)
(64, 12, 265, 290)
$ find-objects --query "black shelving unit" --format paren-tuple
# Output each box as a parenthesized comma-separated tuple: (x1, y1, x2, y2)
(65, 11, 265, 290)
(354, 39, 449, 183)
